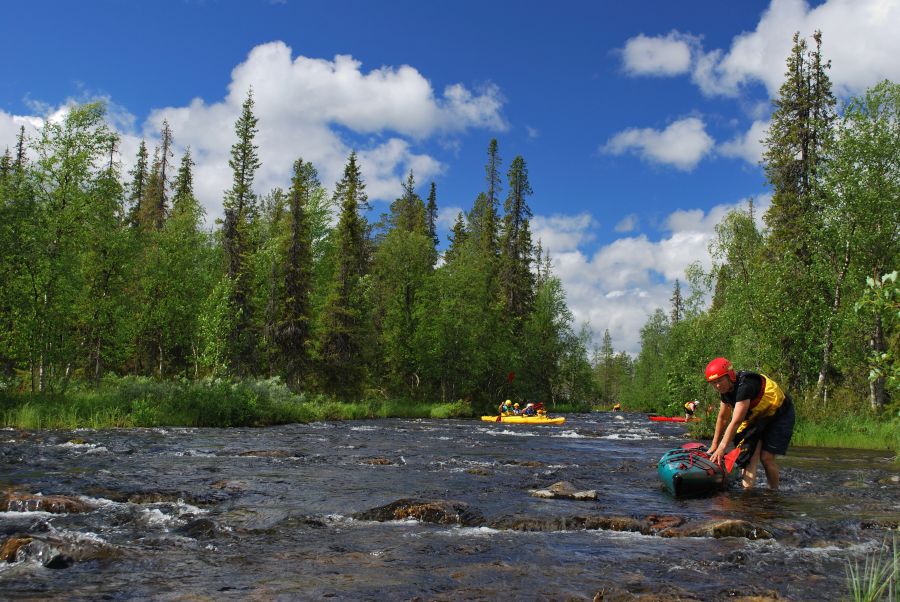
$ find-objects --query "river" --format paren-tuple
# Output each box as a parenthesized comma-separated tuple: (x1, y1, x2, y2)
(1, 411, 898, 600)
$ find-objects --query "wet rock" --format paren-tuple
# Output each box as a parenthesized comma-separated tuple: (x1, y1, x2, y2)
(861, 519, 899, 530)
(237, 450, 292, 458)
(505, 460, 544, 467)
(658, 519, 771, 540)
(1, 536, 33, 562)
(840, 480, 871, 489)
(489, 514, 646, 533)
(1, 492, 96, 514)
(645, 514, 683, 532)
(211, 479, 248, 491)
(8, 532, 119, 568)
(360, 457, 394, 465)
(465, 467, 492, 476)
(353, 498, 485, 526)
(44, 554, 75, 569)
(175, 518, 218, 538)
(529, 481, 598, 500)
(877, 475, 900, 485)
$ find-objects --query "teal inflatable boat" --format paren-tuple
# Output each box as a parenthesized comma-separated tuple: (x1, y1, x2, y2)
(657, 443, 735, 496)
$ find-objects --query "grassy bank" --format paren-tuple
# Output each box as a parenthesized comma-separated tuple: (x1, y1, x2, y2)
(0, 376, 476, 429)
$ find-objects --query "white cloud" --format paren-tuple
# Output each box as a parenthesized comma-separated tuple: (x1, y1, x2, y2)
(2, 41, 506, 224)
(692, 0, 900, 98)
(437, 206, 465, 233)
(536, 196, 769, 354)
(531, 213, 597, 253)
(621, 31, 698, 77)
(719, 119, 769, 165)
(615, 214, 638, 232)
(602, 117, 714, 171)
(0, 110, 43, 155)
(140, 42, 506, 221)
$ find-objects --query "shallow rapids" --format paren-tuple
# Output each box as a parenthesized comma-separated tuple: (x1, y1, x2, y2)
(1, 412, 897, 600)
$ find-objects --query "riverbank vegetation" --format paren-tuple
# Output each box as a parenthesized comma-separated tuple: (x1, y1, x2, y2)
(595, 32, 899, 452)
(0, 31, 896, 450)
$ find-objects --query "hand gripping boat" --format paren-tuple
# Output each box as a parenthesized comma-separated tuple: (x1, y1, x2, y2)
(480, 415, 566, 425)
(657, 443, 734, 496)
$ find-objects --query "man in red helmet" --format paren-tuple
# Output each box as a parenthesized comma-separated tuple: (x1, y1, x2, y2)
(704, 357, 796, 490)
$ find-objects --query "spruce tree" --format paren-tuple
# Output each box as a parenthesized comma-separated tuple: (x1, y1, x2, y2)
(318, 151, 370, 397)
(426, 181, 439, 252)
(498, 155, 535, 321)
(126, 140, 148, 226)
(669, 279, 683, 324)
(760, 31, 837, 390)
(222, 89, 262, 375)
(444, 211, 468, 264)
(275, 158, 317, 390)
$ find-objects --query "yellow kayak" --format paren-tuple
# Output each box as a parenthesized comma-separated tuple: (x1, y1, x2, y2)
(480, 415, 566, 425)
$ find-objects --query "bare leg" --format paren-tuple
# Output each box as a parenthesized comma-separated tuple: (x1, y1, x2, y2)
(741, 440, 763, 489)
(760, 449, 780, 490)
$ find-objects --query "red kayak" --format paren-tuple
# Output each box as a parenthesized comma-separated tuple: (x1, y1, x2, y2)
(648, 415, 697, 422)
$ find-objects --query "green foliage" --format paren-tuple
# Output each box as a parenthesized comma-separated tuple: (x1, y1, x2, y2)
(855, 271, 900, 394)
(845, 534, 898, 602)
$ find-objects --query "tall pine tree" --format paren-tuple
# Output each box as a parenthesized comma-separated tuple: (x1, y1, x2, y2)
(317, 152, 370, 397)
(222, 89, 262, 375)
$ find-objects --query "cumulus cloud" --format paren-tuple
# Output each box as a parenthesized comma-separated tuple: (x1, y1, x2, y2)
(141, 42, 507, 221)
(602, 117, 714, 171)
(622, 1, 900, 99)
(537, 196, 769, 354)
(531, 213, 597, 253)
(3, 41, 506, 224)
(621, 31, 698, 77)
(615, 214, 638, 232)
(719, 119, 769, 165)
(694, 0, 900, 97)
(0, 110, 43, 154)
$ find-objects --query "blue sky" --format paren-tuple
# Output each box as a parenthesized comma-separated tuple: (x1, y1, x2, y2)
(2, 0, 898, 354)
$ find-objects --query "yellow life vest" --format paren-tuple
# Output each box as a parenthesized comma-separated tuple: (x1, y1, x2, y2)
(739, 372, 785, 430)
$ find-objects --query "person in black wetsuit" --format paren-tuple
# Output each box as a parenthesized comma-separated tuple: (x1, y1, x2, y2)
(704, 357, 796, 490)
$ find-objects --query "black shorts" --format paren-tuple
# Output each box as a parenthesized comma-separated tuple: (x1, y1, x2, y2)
(760, 397, 795, 455)
(733, 398, 796, 467)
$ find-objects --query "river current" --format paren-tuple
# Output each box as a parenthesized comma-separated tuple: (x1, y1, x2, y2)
(1, 411, 898, 600)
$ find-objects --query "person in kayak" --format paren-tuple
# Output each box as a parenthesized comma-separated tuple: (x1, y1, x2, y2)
(498, 400, 513, 415)
(684, 400, 700, 420)
(512, 403, 521, 415)
(522, 403, 536, 416)
(704, 357, 796, 490)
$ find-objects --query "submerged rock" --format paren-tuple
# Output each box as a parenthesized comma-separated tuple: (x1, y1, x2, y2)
(1, 536, 33, 562)
(237, 449, 294, 458)
(360, 457, 394, 465)
(658, 519, 772, 540)
(529, 481, 598, 500)
(2, 531, 119, 568)
(353, 498, 485, 526)
(489, 514, 646, 533)
(0, 492, 96, 514)
(175, 518, 218, 538)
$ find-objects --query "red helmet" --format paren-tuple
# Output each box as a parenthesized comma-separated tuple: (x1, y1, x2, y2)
(705, 357, 736, 382)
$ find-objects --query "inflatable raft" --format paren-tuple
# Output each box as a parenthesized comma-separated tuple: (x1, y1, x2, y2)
(657, 444, 734, 496)
(648, 415, 697, 422)
(480, 415, 566, 425)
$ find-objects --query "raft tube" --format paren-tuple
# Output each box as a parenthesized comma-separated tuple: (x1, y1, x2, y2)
(648, 415, 697, 422)
(657, 444, 733, 496)
(480, 415, 566, 425)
